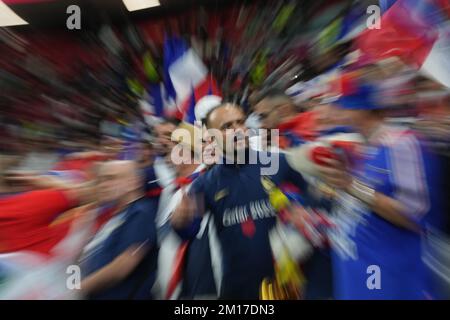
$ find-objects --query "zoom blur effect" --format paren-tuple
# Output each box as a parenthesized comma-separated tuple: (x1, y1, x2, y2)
(0, 0, 449, 300)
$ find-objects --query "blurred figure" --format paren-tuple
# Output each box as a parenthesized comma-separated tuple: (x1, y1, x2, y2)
(153, 118, 180, 159)
(162, 98, 223, 299)
(255, 92, 352, 300)
(148, 118, 186, 299)
(152, 118, 180, 227)
(313, 98, 353, 135)
(155, 122, 217, 300)
(254, 89, 317, 149)
(175, 123, 218, 300)
(171, 103, 309, 299)
(0, 174, 94, 256)
(317, 83, 443, 299)
(288, 97, 358, 300)
(79, 160, 159, 300)
(0, 163, 96, 299)
(413, 77, 450, 299)
(138, 141, 163, 200)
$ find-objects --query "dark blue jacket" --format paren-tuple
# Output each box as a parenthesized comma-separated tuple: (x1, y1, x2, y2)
(177, 149, 307, 299)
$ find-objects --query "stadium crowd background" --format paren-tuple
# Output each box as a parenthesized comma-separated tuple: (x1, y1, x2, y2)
(0, 0, 449, 300)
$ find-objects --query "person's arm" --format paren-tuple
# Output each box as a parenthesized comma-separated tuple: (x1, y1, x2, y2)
(373, 133, 429, 230)
(13, 174, 75, 190)
(81, 200, 158, 297)
(317, 134, 428, 232)
(363, 189, 419, 231)
(280, 153, 319, 207)
(171, 192, 200, 229)
(4, 172, 94, 206)
(171, 192, 204, 239)
(5, 189, 81, 226)
(81, 244, 147, 296)
(170, 176, 207, 236)
(172, 216, 203, 240)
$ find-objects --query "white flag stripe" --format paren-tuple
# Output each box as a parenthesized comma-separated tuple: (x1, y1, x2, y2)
(168, 48, 208, 109)
(420, 24, 450, 88)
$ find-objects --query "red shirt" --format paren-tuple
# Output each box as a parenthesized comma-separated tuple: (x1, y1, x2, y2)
(0, 189, 77, 256)
(52, 153, 110, 180)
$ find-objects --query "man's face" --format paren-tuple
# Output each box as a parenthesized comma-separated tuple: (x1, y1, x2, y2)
(254, 98, 280, 130)
(154, 122, 177, 156)
(207, 105, 248, 156)
(97, 162, 136, 204)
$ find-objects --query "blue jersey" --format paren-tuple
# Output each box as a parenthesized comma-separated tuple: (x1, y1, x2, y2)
(329, 125, 442, 299)
(181, 214, 217, 299)
(81, 197, 159, 300)
(187, 149, 307, 299)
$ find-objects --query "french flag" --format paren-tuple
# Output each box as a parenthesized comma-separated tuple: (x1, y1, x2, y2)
(356, 0, 450, 87)
(165, 241, 189, 300)
(183, 76, 222, 124)
(163, 36, 221, 119)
